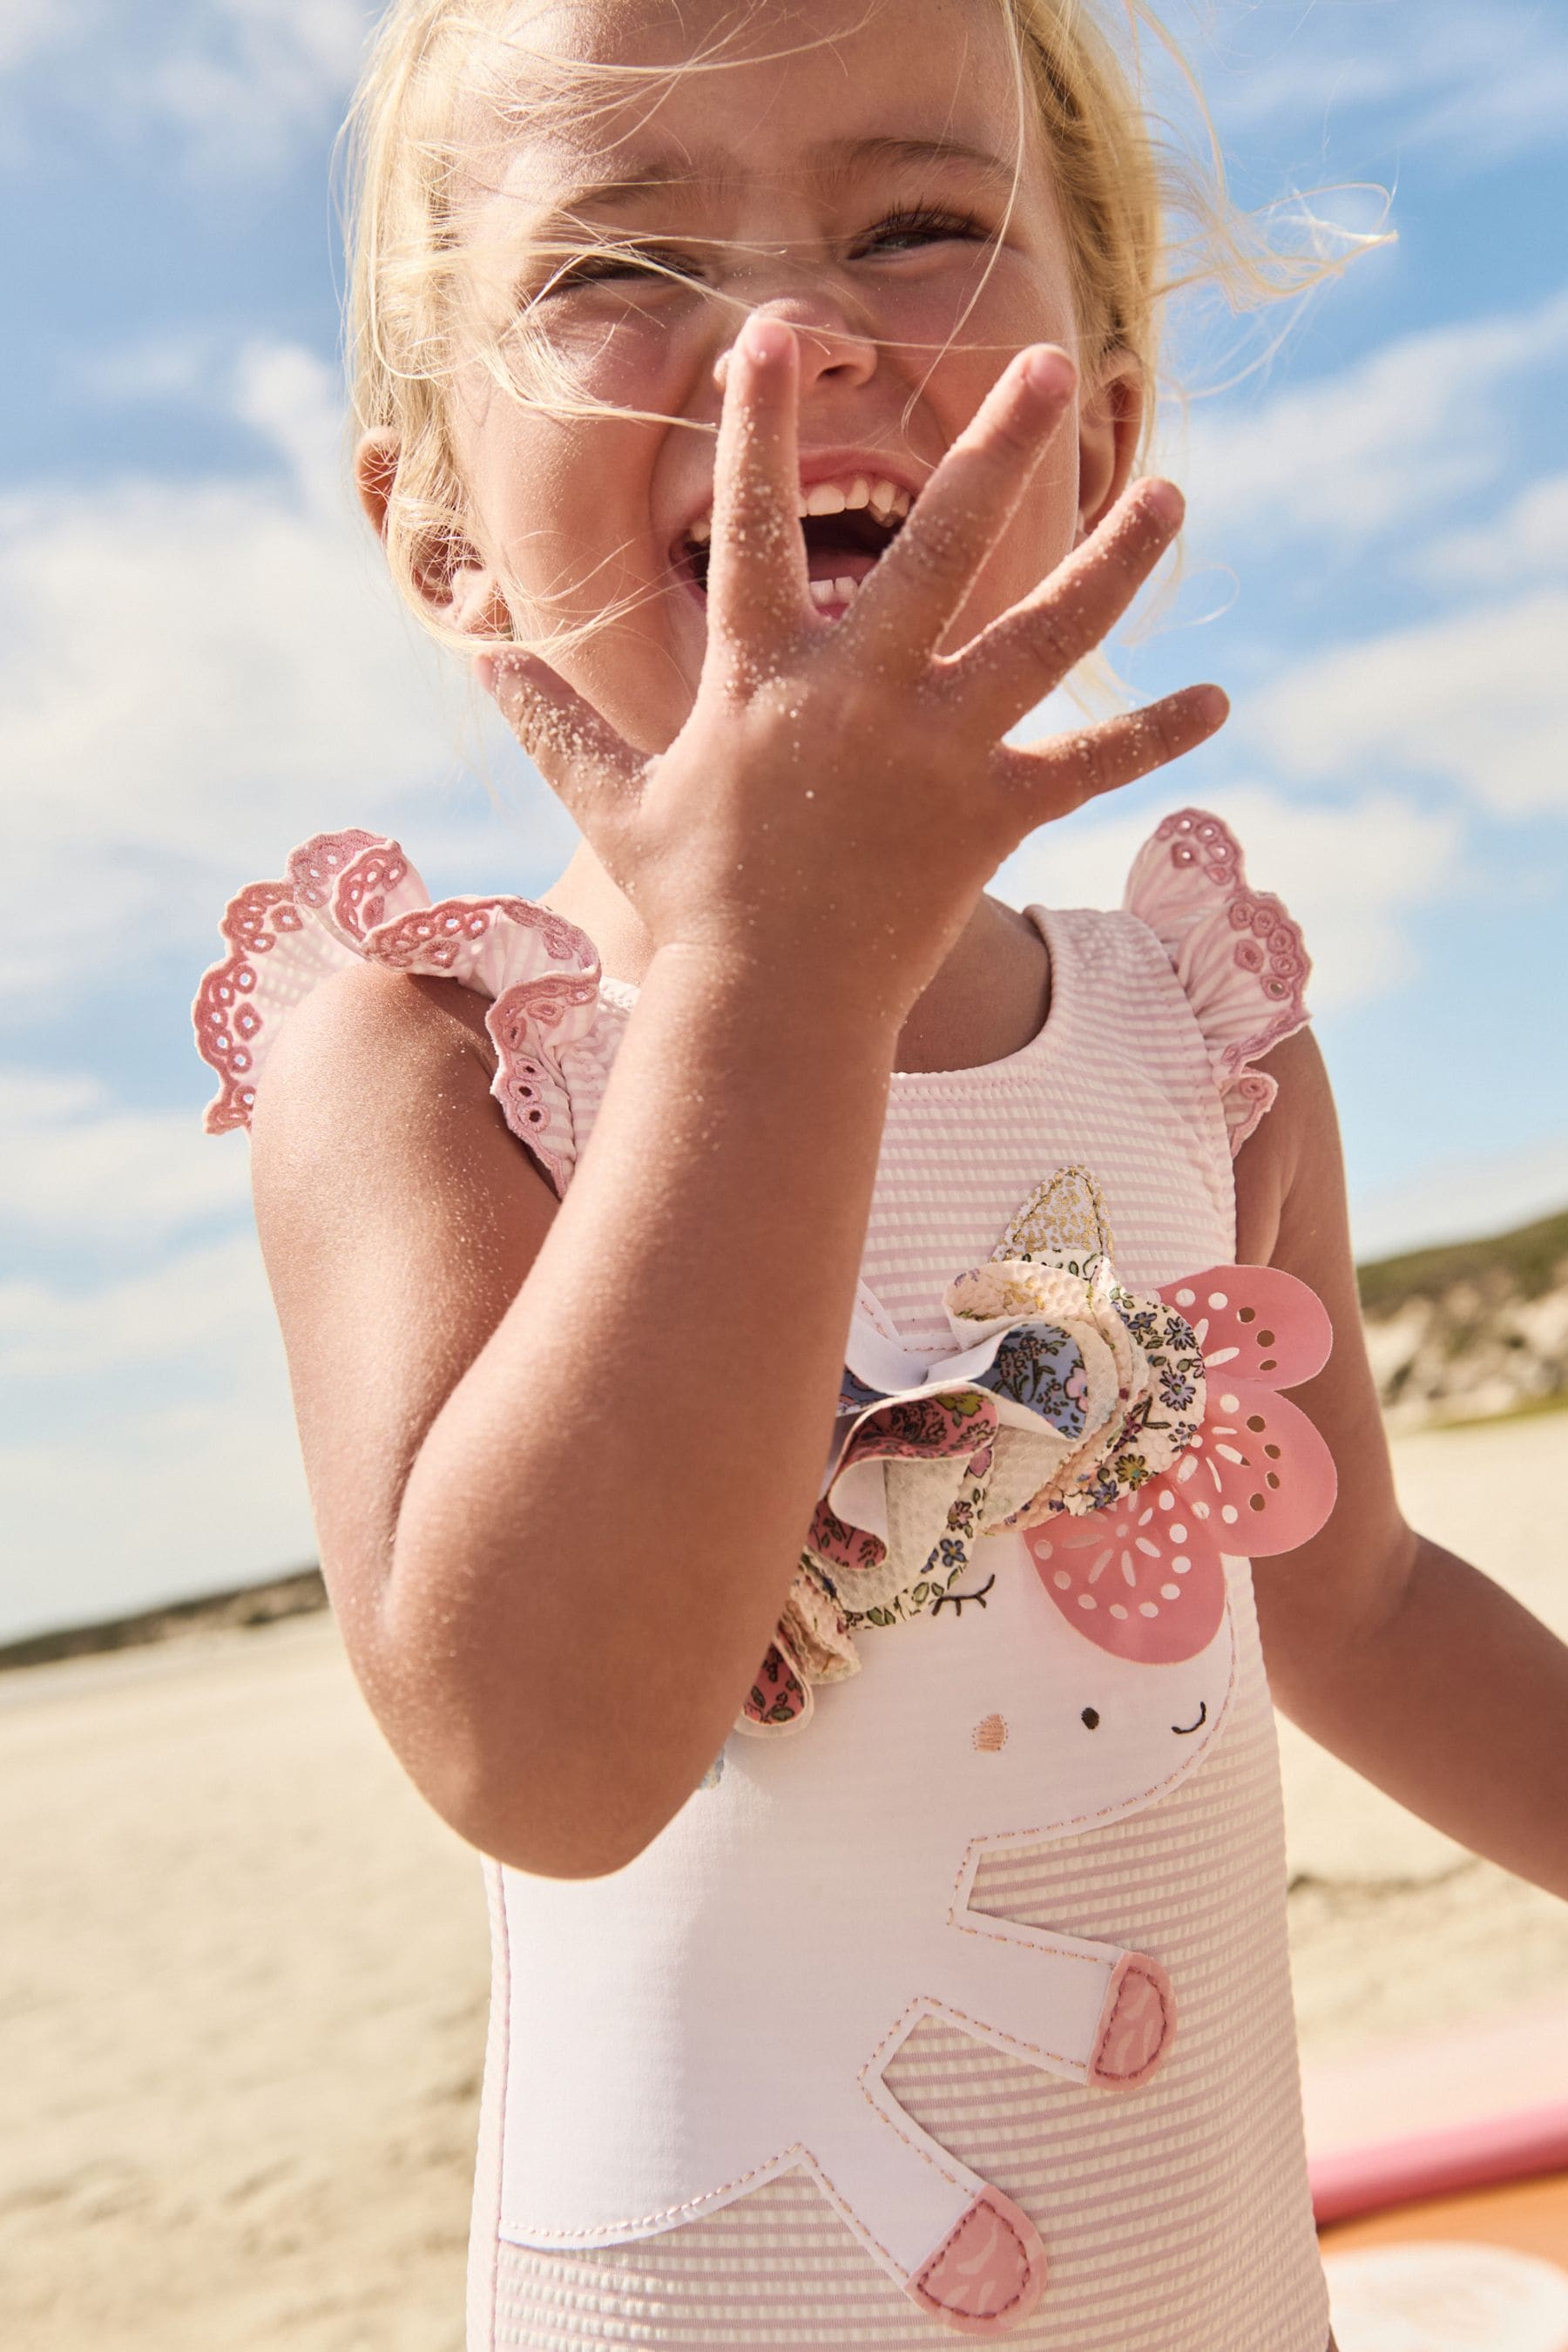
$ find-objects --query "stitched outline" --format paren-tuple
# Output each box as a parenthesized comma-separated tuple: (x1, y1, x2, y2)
(865, 1989, 1087, 2090)
(911, 2194, 1036, 2324)
(492, 1551, 1247, 2274)
(949, 1584, 1242, 1904)
(1088, 1961, 1173, 2084)
(500, 2141, 806, 2243)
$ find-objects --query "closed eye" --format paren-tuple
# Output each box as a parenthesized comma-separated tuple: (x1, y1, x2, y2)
(857, 204, 990, 255)
(1172, 1701, 1207, 1737)
(541, 242, 707, 294)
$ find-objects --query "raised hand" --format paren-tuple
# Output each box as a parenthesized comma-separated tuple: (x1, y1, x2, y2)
(480, 314, 1226, 1026)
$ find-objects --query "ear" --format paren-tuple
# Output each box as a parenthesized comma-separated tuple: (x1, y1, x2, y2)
(352, 428, 511, 639)
(1075, 350, 1146, 544)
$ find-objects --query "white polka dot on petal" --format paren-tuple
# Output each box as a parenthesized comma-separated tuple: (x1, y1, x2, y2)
(1208, 1292, 1228, 1309)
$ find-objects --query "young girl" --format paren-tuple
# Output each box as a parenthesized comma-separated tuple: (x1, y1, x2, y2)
(193, 3, 1568, 2345)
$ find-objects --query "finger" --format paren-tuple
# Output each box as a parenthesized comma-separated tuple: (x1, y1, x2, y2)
(942, 477, 1187, 735)
(846, 343, 1076, 670)
(705, 315, 810, 662)
(479, 649, 644, 829)
(993, 682, 1230, 828)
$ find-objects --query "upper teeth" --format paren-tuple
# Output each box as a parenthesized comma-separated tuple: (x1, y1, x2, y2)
(686, 476, 912, 545)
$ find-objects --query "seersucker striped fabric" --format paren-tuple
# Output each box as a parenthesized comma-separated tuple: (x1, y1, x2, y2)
(464, 869, 1332, 2350)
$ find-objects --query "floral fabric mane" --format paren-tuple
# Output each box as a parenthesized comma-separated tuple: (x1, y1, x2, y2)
(740, 1168, 1335, 1736)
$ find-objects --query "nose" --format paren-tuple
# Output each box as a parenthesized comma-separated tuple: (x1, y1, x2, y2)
(713, 293, 878, 398)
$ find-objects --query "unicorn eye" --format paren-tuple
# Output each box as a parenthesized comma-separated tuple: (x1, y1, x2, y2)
(1080, 1707, 1100, 1730)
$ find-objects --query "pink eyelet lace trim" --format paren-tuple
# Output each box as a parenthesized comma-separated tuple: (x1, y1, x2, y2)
(193, 828, 602, 1193)
(1124, 808, 1311, 1154)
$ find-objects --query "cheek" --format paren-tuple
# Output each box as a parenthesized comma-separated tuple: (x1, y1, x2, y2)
(474, 406, 664, 610)
(533, 301, 690, 408)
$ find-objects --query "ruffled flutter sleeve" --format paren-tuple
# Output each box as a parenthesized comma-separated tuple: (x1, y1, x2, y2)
(1123, 808, 1311, 1155)
(192, 828, 602, 1196)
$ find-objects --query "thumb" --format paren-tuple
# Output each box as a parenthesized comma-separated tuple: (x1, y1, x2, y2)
(477, 649, 645, 831)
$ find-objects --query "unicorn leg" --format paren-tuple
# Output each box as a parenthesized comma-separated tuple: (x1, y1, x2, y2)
(935, 1912, 1177, 2091)
(804, 2054, 1049, 2338)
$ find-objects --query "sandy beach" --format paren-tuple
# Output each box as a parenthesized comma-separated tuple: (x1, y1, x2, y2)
(5, 1412, 1566, 2351)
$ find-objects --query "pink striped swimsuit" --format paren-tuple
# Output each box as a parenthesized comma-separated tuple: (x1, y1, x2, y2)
(195, 807, 1333, 2350)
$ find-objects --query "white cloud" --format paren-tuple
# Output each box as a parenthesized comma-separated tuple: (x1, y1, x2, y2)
(1421, 472, 1568, 592)
(1173, 287, 1568, 554)
(0, 1233, 269, 1380)
(993, 784, 1463, 1012)
(1246, 590, 1568, 815)
(0, 1071, 251, 1248)
(0, 0, 89, 75)
(0, 0, 375, 179)
(0, 1234, 314, 1639)
(1206, 0, 1568, 171)
(0, 338, 561, 1013)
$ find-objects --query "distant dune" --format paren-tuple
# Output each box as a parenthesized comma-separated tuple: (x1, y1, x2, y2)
(0, 1569, 327, 1672)
(1359, 1205, 1568, 1430)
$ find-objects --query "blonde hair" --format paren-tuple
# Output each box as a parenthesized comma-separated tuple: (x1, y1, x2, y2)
(339, 0, 1378, 667)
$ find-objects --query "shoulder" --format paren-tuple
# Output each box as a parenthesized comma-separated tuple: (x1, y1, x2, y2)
(1233, 1025, 1338, 1269)
(251, 962, 499, 1169)
(248, 960, 561, 1316)
(193, 827, 605, 1195)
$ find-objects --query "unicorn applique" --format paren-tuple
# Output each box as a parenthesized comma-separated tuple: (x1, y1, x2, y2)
(489, 1170, 1336, 2335)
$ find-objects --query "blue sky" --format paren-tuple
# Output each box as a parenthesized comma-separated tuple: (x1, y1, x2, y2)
(3, 0, 1566, 1639)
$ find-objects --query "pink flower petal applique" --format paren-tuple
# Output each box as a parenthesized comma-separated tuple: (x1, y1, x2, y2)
(1025, 1259, 1338, 1661)
(1023, 1490, 1227, 1665)
(1166, 1378, 1338, 1558)
(1158, 1263, 1332, 1390)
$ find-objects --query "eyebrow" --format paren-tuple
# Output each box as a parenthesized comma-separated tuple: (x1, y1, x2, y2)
(541, 133, 1018, 220)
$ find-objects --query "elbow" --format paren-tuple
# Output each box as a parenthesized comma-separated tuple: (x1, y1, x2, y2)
(365, 1562, 713, 1876)
(415, 1731, 687, 1882)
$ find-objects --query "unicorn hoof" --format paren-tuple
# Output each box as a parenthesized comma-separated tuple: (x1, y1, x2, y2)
(1088, 1953, 1175, 2089)
(909, 2188, 1047, 2335)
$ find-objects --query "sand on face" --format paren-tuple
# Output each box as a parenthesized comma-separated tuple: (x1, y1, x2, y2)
(3, 1413, 1565, 2349)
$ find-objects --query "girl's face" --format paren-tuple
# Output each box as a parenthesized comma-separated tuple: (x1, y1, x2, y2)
(425, 0, 1137, 754)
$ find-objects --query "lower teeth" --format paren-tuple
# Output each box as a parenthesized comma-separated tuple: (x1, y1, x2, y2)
(809, 576, 859, 608)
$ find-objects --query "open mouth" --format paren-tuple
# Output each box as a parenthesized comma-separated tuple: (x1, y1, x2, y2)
(675, 474, 915, 615)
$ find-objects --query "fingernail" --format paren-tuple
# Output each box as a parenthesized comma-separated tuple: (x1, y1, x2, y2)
(742, 316, 794, 368)
(474, 653, 497, 696)
(1024, 346, 1073, 399)
(1198, 685, 1229, 727)
(1143, 479, 1185, 529)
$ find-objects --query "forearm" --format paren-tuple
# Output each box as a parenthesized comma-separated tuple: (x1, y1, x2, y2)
(389, 945, 899, 1870)
(1269, 1533, 1568, 1900)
